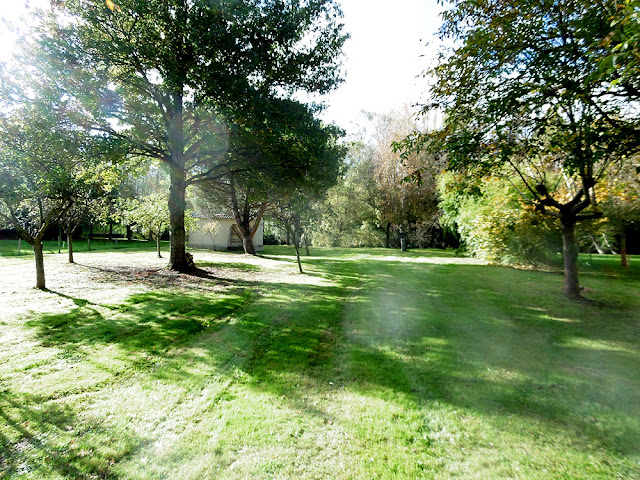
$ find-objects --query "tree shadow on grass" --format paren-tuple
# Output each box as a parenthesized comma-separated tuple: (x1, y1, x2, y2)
(13, 288, 260, 476)
(184, 257, 640, 463)
(0, 391, 142, 479)
(17, 254, 640, 470)
(27, 289, 254, 356)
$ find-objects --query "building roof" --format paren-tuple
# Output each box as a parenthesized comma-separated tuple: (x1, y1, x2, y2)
(192, 212, 235, 220)
(192, 207, 263, 220)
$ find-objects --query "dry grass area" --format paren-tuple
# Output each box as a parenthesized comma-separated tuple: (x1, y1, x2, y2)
(1, 248, 330, 317)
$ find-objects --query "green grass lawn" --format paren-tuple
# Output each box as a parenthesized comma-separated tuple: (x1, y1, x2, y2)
(1, 242, 638, 479)
(0, 238, 165, 257)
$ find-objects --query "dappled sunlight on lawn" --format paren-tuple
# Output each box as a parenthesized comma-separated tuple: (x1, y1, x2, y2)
(355, 253, 485, 265)
(1, 243, 639, 478)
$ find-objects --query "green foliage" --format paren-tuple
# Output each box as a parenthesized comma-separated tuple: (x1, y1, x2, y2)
(597, 0, 640, 97)
(32, 0, 347, 268)
(117, 193, 196, 236)
(398, 0, 640, 296)
(599, 159, 640, 228)
(0, 67, 101, 245)
(117, 193, 170, 238)
(312, 147, 384, 247)
(227, 98, 346, 196)
(439, 172, 561, 266)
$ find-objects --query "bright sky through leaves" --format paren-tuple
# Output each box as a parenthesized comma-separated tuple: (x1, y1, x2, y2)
(0, 0, 444, 133)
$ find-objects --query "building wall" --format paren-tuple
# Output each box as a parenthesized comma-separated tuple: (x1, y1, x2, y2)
(189, 218, 264, 251)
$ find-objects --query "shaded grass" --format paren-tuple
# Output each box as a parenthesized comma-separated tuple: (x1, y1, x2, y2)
(0, 245, 638, 478)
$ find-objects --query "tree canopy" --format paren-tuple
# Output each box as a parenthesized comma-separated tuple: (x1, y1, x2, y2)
(33, 0, 347, 271)
(399, 0, 640, 297)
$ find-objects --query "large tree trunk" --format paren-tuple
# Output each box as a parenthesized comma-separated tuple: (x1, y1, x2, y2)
(241, 232, 257, 255)
(231, 212, 256, 255)
(561, 219, 581, 298)
(34, 241, 46, 290)
(67, 232, 74, 264)
(168, 164, 194, 271)
(167, 92, 194, 272)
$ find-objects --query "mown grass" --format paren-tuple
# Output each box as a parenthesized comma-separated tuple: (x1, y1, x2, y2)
(0, 239, 165, 257)
(0, 242, 638, 479)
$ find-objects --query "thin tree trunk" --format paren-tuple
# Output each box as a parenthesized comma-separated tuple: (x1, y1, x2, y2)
(58, 224, 62, 253)
(108, 223, 113, 242)
(34, 240, 46, 290)
(67, 232, 74, 264)
(561, 220, 581, 298)
(304, 232, 310, 256)
(588, 234, 605, 254)
(88, 225, 93, 251)
(293, 230, 303, 274)
(620, 228, 629, 269)
(385, 222, 391, 248)
(157, 232, 162, 258)
(18, 238, 21, 256)
(602, 233, 617, 254)
(399, 224, 407, 252)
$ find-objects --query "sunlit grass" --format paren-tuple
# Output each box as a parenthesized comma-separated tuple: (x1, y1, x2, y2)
(0, 238, 166, 257)
(0, 242, 638, 478)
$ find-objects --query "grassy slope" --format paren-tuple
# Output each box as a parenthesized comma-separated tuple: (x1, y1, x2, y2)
(0, 242, 638, 479)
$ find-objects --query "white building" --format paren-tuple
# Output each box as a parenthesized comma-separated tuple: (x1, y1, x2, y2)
(189, 213, 264, 252)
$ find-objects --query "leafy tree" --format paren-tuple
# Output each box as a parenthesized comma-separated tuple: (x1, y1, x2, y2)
(37, 0, 347, 271)
(369, 108, 442, 250)
(117, 192, 193, 258)
(596, 0, 640, 100)
(194, 175, 268, 255)
(599, 159, 640, 267)
(439, 171, 562, 266)
(402, 0, 640, 298)
(197, 98, 344, 255)
(62, 199, 92, 264)
(0, 94, 81, 288)
(313, 146, 383, 248)
(271, 191, 317, 273)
